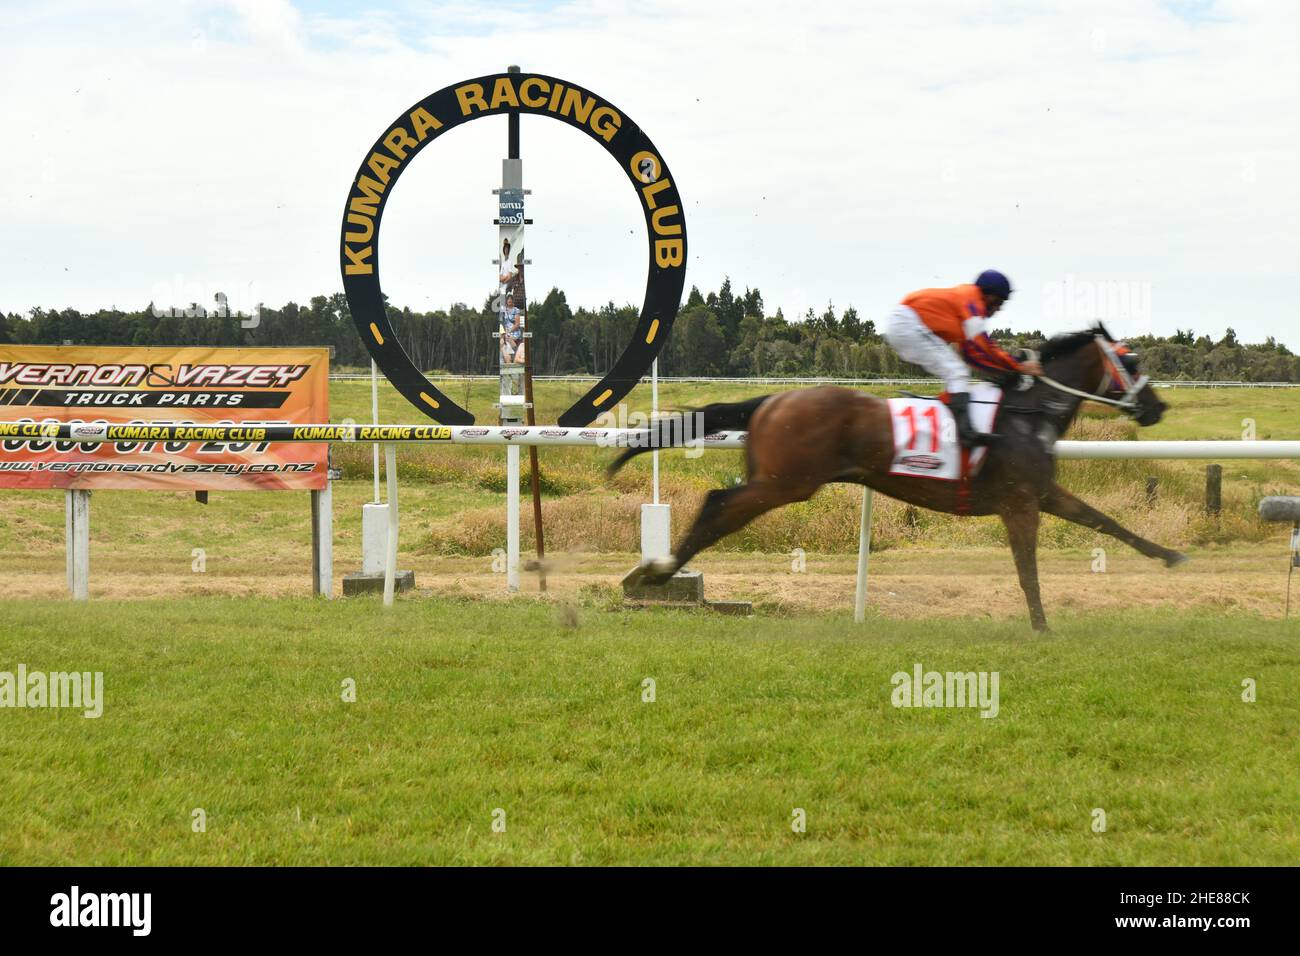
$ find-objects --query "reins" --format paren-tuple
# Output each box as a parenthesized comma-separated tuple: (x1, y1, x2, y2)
(1029, 334, 1149, 415)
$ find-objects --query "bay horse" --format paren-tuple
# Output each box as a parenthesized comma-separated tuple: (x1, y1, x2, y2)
(613, 325, 1186, 631)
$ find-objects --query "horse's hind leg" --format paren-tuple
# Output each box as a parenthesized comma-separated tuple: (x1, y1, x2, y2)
(643, 481, 803, 583)
(1041, 483, 1186, 567)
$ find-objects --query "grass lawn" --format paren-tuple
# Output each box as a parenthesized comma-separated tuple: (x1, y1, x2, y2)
(0, 598, 1295, 865)
(1, 383, 1297, 865)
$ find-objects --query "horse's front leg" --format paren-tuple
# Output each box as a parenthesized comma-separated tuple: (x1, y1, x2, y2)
(1041, 483, 1187, 567)
(999, 500, 1049, 631)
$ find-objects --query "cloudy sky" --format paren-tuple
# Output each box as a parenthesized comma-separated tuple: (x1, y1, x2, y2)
(2, 0, 1297, 345)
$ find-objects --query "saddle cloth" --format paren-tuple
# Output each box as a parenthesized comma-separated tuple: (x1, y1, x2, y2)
(886, 381, 1002, 481)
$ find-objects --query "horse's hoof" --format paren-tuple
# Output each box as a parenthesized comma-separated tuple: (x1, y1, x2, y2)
(642, 570, 675, 587)
(1164, 551, 1189, 568)
(628, 558, 678, 589)
(644, 558, 677, 582)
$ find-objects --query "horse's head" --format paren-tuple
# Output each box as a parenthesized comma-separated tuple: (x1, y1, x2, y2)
(1038, 323, 1166, 426)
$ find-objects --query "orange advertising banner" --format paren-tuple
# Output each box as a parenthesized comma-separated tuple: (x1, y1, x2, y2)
(0, 346, 329, 491)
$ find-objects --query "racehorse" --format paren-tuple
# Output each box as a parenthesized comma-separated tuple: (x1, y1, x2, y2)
(612, 324, 1185, 631)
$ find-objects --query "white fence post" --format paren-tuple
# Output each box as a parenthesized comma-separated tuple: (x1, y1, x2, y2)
(383, 444, 399, 607)
(854, 487, 873, 624)
(640, 503, 672, 562)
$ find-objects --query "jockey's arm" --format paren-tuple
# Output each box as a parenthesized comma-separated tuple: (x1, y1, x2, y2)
(960, 315, 1033, 376)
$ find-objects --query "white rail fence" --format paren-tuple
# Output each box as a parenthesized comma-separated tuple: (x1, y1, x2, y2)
(328, 373, 1300, 389)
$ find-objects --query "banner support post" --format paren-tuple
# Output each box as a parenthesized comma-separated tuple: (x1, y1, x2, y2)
(65, 490, 72, 594)
(65, 489, 90, 601)
(311, 480, 333, 599)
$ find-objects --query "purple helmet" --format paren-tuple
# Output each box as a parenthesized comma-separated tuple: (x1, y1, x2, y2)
(975, 269, 1012, 299)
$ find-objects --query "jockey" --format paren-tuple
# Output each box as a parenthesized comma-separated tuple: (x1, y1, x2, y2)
(883, 270, 1042, 447)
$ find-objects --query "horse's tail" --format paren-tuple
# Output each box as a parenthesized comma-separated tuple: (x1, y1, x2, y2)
(605, 395, 770, 477)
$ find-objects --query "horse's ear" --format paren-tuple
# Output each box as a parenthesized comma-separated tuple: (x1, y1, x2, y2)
(1093, 320, 1114, 342)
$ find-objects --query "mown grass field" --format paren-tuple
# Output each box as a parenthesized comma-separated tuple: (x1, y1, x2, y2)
(1, 382, 1298, 865)
(0, 599, 1295, 865)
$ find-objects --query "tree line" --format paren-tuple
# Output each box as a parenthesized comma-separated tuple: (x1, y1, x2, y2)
(3, 278, 1297, 381)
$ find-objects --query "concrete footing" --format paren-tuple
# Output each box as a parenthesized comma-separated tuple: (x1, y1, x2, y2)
(622, 567, 703, 603)
(343, 570, 415, 596)
(620, 567, 753, 615)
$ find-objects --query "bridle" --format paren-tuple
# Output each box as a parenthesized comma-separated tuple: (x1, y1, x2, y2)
(1029, 332, 1150, 416)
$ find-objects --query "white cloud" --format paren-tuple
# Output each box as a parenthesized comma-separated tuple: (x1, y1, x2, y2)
(0, 0, 1296, 346)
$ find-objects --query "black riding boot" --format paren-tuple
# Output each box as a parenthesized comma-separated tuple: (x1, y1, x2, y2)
(948, 392, 996, 448)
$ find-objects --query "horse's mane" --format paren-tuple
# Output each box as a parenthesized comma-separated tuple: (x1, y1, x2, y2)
(1038, 329, 1097, 364)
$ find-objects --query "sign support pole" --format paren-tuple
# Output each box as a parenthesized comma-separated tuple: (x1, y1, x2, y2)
(65, 489, 90, 601)
(507, 445, 521, 591)
(495, 63, 544, 594)
(510, 66, 547, 592)
(311, 481, 333, 599)
(371, 358, 381, 503)
(652, 358, 660, 504)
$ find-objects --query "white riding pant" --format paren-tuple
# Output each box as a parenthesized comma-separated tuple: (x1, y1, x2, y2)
(882, 304, 970, 393)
